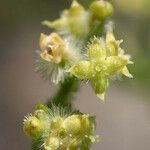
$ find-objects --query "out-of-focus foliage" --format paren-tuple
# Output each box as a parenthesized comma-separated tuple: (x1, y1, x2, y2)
(113, 0, 150, 16)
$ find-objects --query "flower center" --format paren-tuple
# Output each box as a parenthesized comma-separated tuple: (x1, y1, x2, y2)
(47, 46, 53, 55)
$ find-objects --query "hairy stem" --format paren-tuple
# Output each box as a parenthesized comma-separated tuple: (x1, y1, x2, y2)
(47, 76, 80, 108)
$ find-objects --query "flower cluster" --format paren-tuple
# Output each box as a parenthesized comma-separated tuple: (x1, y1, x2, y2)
(23, 104, 99, 150)
(35, 0, 133, 100)
(69, 31, 133, 101)
(35, 0, 116, 84)
(23, 1, 133, 150)
(42, 0, 113, 38)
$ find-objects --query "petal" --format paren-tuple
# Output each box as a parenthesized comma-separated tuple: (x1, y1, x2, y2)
(91, 76, 109, 102)
(106, 31, 115, 44)
(69, 61, 93, 79)
(42, 16, 67, 30)
(106, 56, 128, 76)
(39, 33, 47, 51)
(88, 38, 106, 61)
(97, 93, 105, 102)
(69, 0, 85, 16)
(106, 31, 119, 56)
(121, 66, 133, 78)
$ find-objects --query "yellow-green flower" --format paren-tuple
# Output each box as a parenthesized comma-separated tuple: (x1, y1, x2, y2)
(69, 32, 133, 101)
(42, 0, 91, 38)
(23, 104, 98, 150)
(106, 31, 133, 78)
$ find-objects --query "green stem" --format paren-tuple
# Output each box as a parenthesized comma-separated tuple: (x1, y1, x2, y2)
(47, 76, 80, 108)
(46, 20, 106, 109)
(86, 20, 105, 43)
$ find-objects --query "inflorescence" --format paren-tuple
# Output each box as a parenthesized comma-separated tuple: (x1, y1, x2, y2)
(23, 0, 133, 150)
(23, 104, 99, 150)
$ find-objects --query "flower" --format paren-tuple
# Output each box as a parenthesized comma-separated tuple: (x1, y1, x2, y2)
(23, 114, 48, 139)
(35, 33, 81, 84)
(106, 31, 133, 78)
(42, 0, 91, 38)
(23, 104, 99, 150)
(39, 33, 65, 64)
(69, 32, 133, 101)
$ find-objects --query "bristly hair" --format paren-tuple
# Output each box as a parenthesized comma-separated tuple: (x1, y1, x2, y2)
(47, 104, 73, 118)
(23, 113, 32, 124)
(104, 20, 114, 33)
(34, 35, 83, 84)
(39, 104, 75, 149)
(34, 50, 68, 84)
(32, 138, 44, 150)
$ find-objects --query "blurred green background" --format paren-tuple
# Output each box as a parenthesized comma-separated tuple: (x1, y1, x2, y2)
(0, 0, 150, 150)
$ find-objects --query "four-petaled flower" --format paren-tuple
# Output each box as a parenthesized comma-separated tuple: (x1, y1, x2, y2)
(69, 32, 133, 101)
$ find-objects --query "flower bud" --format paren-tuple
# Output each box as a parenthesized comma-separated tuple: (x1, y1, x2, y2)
(44, 136, 60, 150)
(36, 103, 49, 113)
(63, 115, 82, 135)
(63, 115, 95, 135)
(23, 116, 45, 139)
(90, 0, 114, 20)
(33, 109, 48, 120)
(50, 117, 64, 133)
